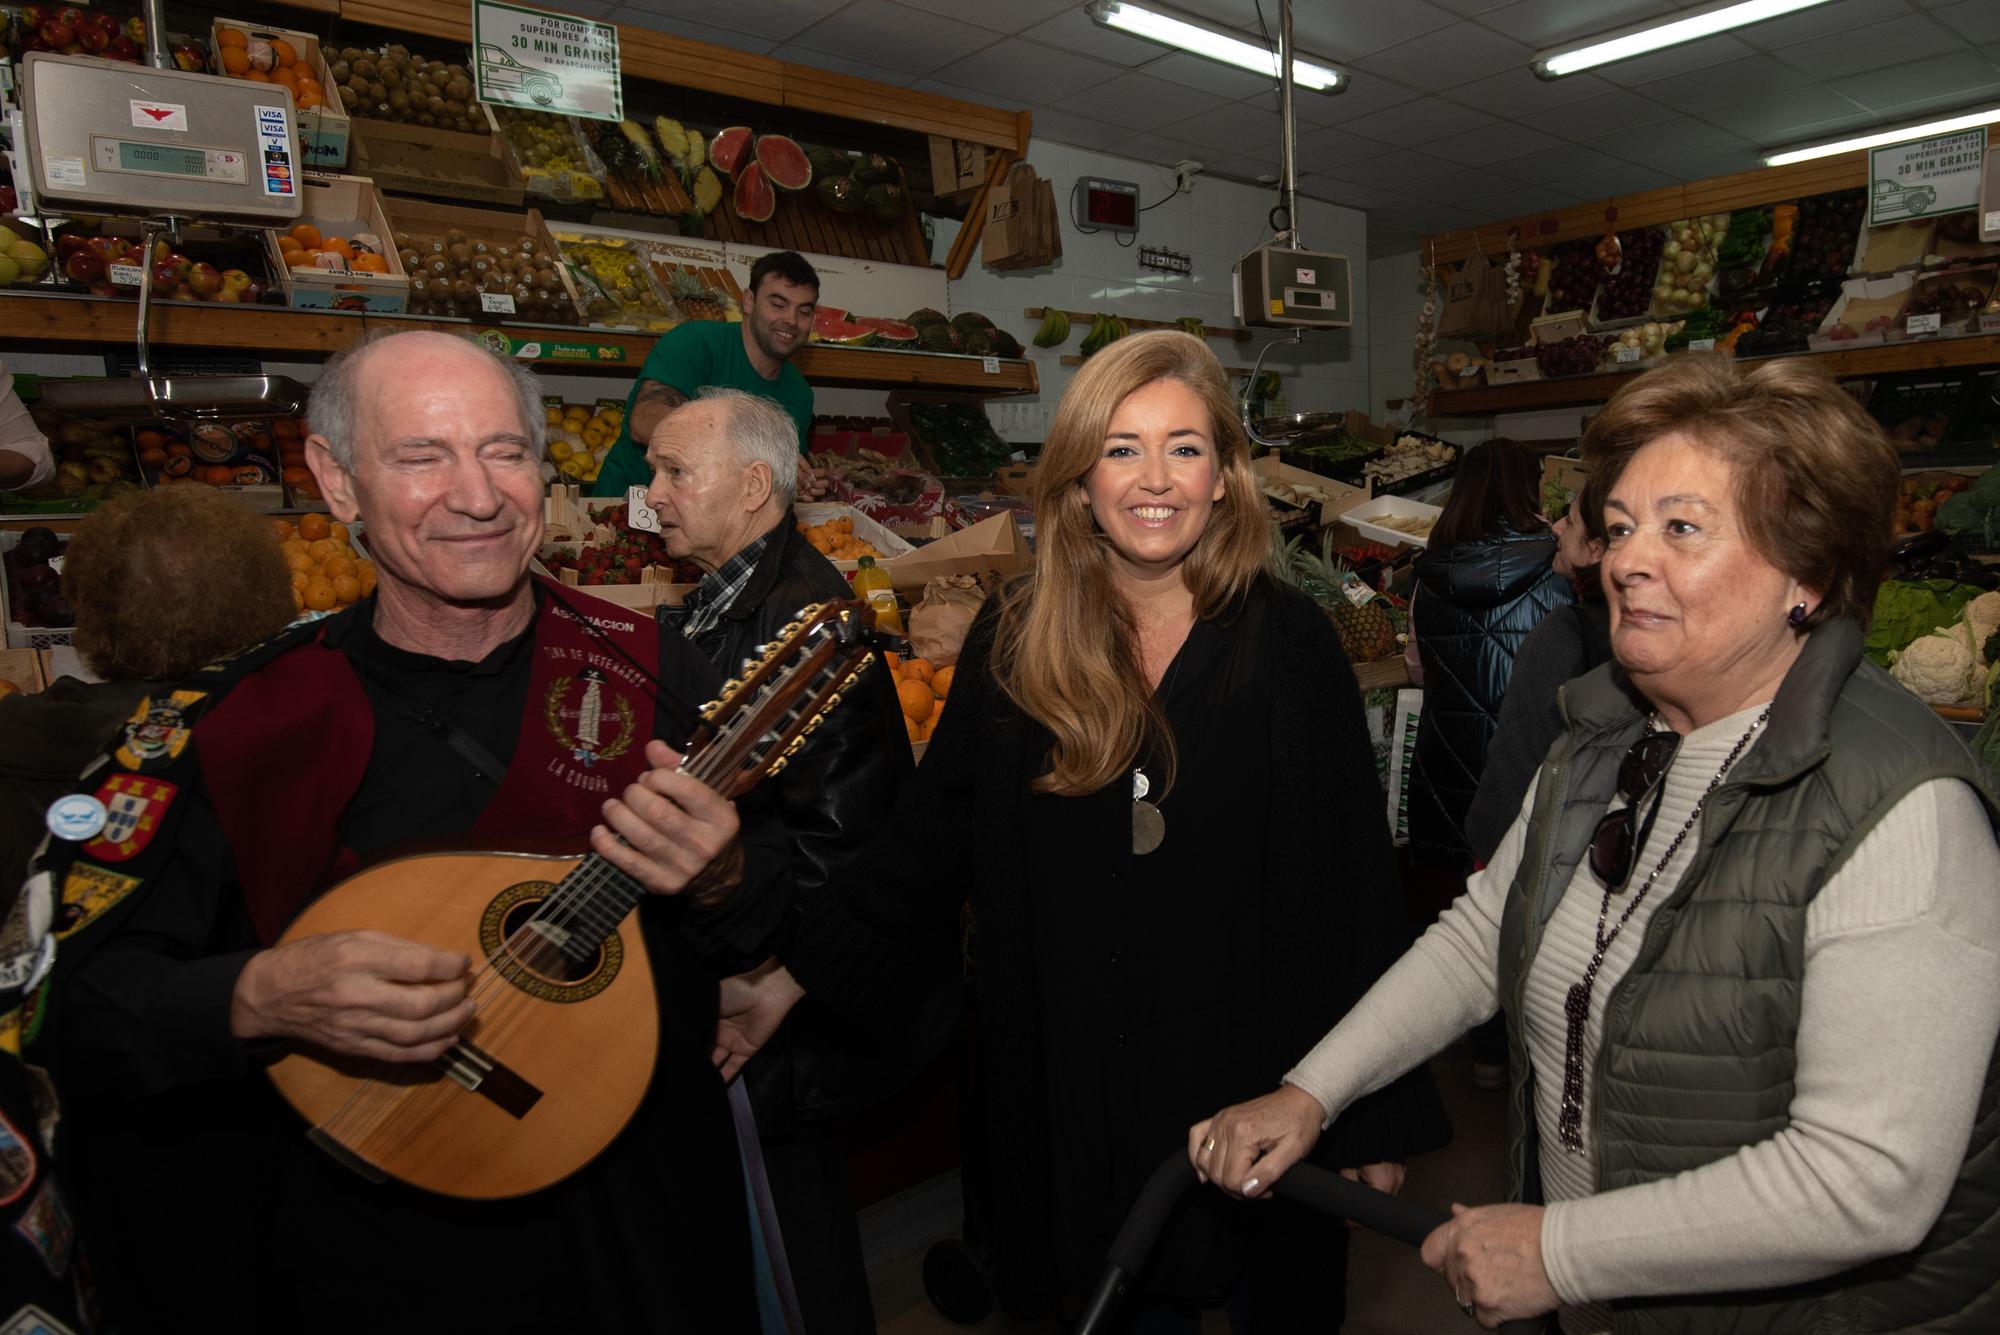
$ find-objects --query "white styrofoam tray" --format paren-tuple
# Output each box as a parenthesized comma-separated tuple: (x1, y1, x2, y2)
(1339, 495, 1441, 550)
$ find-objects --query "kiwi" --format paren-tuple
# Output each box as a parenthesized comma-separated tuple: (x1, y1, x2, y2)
(339, 46, 363, 62)
(345, 76, 369, 99)
(385, 43, 410, 61)
(445, 229, 466, 247)
(470, 257, 491, 277)
(398, 248, 419, 269)
(472, 240, 490, 255)
(387, 89, 410, 112)
(352, 56, 375, 79)
(444, 97, 467, 118)
(445, 78, 470, 102)
(425, 257, 450, 279)
(329, 59, 351, 81)
(517, 238, 538, 256)
(416, 114, 436, 128)
(481, 271, 510, 293)
(448, 63, 468, 81)
(451, 278, 475, 302)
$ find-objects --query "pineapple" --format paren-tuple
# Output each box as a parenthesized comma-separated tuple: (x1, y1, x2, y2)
(1283, 530, 1400, 663)
(667, 268, 728, 323)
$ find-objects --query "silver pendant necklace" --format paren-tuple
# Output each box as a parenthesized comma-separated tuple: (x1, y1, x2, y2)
(1132, 767, 1165, 855)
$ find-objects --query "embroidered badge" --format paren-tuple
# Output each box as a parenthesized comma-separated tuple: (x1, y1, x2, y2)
(113, 690, 207, 772)
(51, 863, 143, 940)
(81, 775, 178, 863)
(0, 1106, 36, 1209)
(542, 667, 637, 769)
(0, 1304, 80, 1335)
(43, 795, 106, 843)
(10, 1178, 71, 1277)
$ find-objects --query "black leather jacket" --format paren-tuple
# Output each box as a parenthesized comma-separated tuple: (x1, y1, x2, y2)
(680, 519, 944, 1130)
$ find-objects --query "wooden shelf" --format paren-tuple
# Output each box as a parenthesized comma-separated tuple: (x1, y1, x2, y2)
(0, 293, 1037, 396)
(1422, 336, 2000, 416)
(1024, 308, 1252, 343)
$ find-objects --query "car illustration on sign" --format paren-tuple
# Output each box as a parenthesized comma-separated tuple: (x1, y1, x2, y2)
(478, 44, 563, 106)
(1873, 177, 1938, 220)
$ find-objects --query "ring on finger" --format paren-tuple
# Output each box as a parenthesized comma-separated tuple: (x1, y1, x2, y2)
(1200, 1135, 1217, 1154)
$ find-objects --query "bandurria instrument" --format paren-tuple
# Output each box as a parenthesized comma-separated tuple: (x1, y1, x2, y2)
(267, 600, 882, 1198)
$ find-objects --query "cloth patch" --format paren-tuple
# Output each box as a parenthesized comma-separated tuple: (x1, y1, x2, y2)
(52, 863, 143, 941)
(0, 1106, 34, 1208)
(81, 776, 178, 864)
(10, 1179, 71, 1277)
(113, 690, 207, 772)
(0, 1305, 79, 1335)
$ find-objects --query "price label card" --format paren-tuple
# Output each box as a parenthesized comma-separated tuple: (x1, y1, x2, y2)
(109, 264, 145, 288)
(480, 291, 517, 315)
(1614, 344, 1641, 364)
(625, 486, 660, 532)
(1906, 312, 1942, 335)
(1687, 338, 1716, 352)
(982, 356, 1000, 374)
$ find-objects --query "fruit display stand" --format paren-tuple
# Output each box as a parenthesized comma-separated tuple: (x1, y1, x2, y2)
(265, 174, 412, 313)
(351, 113, 526, 209)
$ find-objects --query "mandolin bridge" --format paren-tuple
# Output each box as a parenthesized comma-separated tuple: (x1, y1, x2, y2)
(437, 1038, 543, 1119)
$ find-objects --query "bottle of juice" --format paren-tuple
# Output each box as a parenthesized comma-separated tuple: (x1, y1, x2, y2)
(851, 555, 903, 634)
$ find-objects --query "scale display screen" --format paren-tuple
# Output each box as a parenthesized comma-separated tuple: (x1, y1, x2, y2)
(116, 140, 208, 177)
(1074, 176, 1140, 235)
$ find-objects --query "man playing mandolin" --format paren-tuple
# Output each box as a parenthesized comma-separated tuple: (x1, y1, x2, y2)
(15, 331, 787, 1331)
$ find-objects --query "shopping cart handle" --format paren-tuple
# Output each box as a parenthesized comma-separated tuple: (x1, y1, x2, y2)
(1073, 1152, 1541, 1335)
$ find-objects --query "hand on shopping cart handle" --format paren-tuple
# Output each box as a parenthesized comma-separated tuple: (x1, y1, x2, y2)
(1188, 1083, 1326, 1196)
(1422, 1201, 1559, 1331)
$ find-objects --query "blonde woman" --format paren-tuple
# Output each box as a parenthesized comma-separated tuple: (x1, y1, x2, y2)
(716, 331, 1446, 1330)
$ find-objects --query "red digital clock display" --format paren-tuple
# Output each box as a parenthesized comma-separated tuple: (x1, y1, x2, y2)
(1086, 186, 1137, 229)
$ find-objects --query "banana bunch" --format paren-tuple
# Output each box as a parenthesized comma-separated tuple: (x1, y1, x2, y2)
(1032, 307, 1071, 348)
(1078, 313, 1129, 357)
(1175, 315, 1206, 340)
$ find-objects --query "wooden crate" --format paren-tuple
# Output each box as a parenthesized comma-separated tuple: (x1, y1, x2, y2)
(380, 197, 586, 324)
(703, 164, 927, 267)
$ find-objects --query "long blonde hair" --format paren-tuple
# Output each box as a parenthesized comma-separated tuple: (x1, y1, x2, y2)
(992, 330, 1271, 797)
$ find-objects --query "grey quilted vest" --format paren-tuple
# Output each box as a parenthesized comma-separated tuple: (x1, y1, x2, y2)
(1495, 618, 2000, 1333)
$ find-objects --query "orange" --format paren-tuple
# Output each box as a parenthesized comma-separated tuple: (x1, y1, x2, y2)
(138, 446, 167, 467)
(281, 466, 313, 485)
(220, 47, 250, 74)
(303, 580, 337, 612)
(332, 574, 361, 604)
(277, 235, 304, 255)
(135, 428, 166, 449)
(351, 252, 388, 273)
(269, 65, 298, 92)
(322, 236, 354, 261)
(218, 27, 247, 47)
(298, 511, 330, 541)
(291, 570, 309, 592)
(881, 650, 900, 674)
(270, 518, 297, 540)
(902, 657, 934, 685)
(203, 464, 236, 486)
(244, 70, 271, 83)
(322, 555, 356, 581)
(296, 89, 322, 110)
(306, 538, 340, 562)
(896, 678, 936, 723)
(355, 561, 377, 596)
(932, 665, 954, 698)
(285, 251, 318, 271)
(269, 38, 298, 67)
(284, 551, 314, 575)
(328, 521, 350, 544)
(288, 224, 322, 250)
(292, 587, 306, 613)
(903, 714, 924, 744)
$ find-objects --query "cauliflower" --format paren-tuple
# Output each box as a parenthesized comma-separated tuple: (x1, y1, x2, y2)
(1962, 591, 2000, 664)
(1891, 624, 1983, 705)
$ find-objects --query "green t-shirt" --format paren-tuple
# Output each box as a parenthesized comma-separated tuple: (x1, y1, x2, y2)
(589, 319, 815, 497)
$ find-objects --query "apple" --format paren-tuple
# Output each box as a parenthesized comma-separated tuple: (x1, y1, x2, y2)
(185, 262, 223, 296)
(107, 34, 139, 60)
(123, 16, 145, 41)
(206, 288, 241, 303)
(64, 249, 105, 284)
(151, 258, 187, 289)
(38, 18, 74, 46)
(76, 22, 108, 50)
(168, 283, 196, 302)
(220, 268, 251, 293)
(171, 43, 205, 72)
(88, 280, 119, 298)
(20, 6, 48, 31)
(55, 234, 89, 262)
(0, 186, 17, 213)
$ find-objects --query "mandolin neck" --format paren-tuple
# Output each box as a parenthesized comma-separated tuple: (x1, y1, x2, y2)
(541, 854, 650, 958)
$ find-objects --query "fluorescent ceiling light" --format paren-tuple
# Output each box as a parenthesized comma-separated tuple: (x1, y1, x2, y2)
(1764, 106, 2000, 166)
(1534, 0, 1839, 79)
(1086, 0, 1345, 93)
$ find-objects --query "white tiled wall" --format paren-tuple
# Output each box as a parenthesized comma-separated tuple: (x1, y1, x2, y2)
(936, 139, 1371, 441)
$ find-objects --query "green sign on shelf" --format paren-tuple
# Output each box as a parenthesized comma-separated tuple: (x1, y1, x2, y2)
(472, 1, 622, 123)
(475, 328, 632, 364)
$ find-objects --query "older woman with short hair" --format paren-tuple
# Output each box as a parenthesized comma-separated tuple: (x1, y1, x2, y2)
(1191, 355, 2000, 1333)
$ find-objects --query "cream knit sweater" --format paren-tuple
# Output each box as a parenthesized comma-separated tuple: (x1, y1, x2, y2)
(1286, 703, 2000, 1333)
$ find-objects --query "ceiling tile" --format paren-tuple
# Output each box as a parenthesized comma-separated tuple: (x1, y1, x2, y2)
(1274, 77, 1425, 127)
(1701, 84, 1873, 142)
(1403, 166, 1523, 205)
(1646, 144, 1769, 179)
(1157, 100, 1288, 153)
(1551, 162, 1679, 199)
(1287, 0, 1462, 63)
(1596, 33, 1753, 85)
(1768, 14, 1965, 79)
(889, 0, 1077, 36)
(1931, 0, 2000, 42)
(769, 44, 921, 84)
(552, 0, 616, 16)
(1734, 0, 1918, 50)
(1627, 53, 1816, 111)
(1206, 153, 1282, 183)
(1424, 0, 1516, 14)
(1054, 71, 1232, 131)
(1017, 7, 1173, 67)
(1293, 126, 1404, 171)
(1339, 97, 1498, 147)
(787, 0, 1002, 75)
(1420, 119, 1566, 167)
(1518, 87, 1677, 136)
(1438, 67, 1617, 118)
(1331, 150, 1468, 189)
(1472, 184, 1592, 219)
(1025, 107, 1142, 153)
(1868, 76, 2000, 120)
(931, 39, 1124, 103)
(1471, 0, 1683, 49)
(608, 10, 780, 52)
(1499, 142, 1632, 183)
(613, 0, 846, 42)
(1586, 115, 1754, 158)
(1142, 51, 1281, 101)
(1837, 49, 2000, 110)
(1352, 22, 1536, 86)
(1166, 0, 1271, 29)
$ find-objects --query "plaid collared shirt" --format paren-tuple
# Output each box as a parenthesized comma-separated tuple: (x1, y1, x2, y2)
(677, 529, 775, 640)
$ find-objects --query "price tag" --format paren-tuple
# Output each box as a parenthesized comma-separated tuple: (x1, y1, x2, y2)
(1687, 338, 1716, 352)
(480, 291, 517, 315)
(1906, 312, 1941, 335)
(109, 264, 145, 288)
(625, 486, 660, 533)
(982, 356, 1000, 373)
(1340, 579, 1376, 609)
(1614, 344, 1641, 364)
(1985, 210, 2000, 236)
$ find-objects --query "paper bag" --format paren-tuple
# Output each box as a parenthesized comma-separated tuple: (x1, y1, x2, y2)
(908, 576, 986, 668)
(982, 162, 1036, 269)
(1436, 252, 1494, 338)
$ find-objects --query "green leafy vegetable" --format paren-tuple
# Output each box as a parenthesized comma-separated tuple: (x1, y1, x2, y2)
(1936, 468, 2000, 545)
(1866, 579, 1988, 666)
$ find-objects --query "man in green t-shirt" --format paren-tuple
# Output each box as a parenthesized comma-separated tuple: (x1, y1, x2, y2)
(591, 250, 823, 498)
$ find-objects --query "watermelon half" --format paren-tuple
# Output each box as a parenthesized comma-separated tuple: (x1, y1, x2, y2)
(756, 134, 812, 192)
(811, 306, 877, 347)
(733, 161, 776, 223)
(853, 316, 919, 345)
(710, 126, 754, 178)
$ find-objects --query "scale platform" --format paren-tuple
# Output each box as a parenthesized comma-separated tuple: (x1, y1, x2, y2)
(38, 374, 309, 424)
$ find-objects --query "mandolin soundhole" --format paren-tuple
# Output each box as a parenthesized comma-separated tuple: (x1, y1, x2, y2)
(477, 880, 624, 1004)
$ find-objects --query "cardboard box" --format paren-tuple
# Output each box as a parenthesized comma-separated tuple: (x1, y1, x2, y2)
(353, 112, 526, 208)
(992, 461, 1036, 496)
(1891, 268, 1995, 341)
(1487, 354, 1542, 384)
(1252, 454, 1366, 527)
(266, 174, 411, 313)
(794, 502, 916, 574)
(1541, 455, 1589, 511)
(1530, 310, 1587, 344)
(1809, 273, 1914, 350)
(380, 197, 585, 324)
(885, 512, 1032, 592)
(929, 135, 991, 200)
(210, 18, 349, 170)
